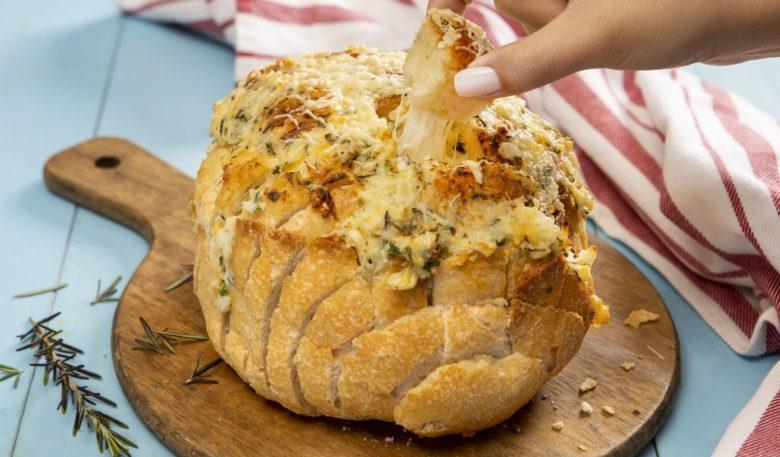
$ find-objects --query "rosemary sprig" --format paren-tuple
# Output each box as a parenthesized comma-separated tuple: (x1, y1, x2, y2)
(92, 276, 122, 304)
(164, 266, 193, 292)
(0, 364, 22, 389)
(13, 283, 67, 299)
(184, 356, 222, 385)
(17, 312, 137, 456)
(133, 317, 208, 354)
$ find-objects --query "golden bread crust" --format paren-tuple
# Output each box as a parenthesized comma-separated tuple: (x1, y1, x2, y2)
(191, 10, 606, 437)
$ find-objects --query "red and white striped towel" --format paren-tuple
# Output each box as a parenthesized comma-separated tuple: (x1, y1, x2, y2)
(117, 0, 780, 454)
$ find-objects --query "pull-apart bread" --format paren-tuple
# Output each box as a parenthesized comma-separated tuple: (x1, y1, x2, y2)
(191, 8, 608, 437)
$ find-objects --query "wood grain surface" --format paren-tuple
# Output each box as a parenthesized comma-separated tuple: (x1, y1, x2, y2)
(44, 137, 679, 457)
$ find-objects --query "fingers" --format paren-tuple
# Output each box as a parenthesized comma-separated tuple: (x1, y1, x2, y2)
(426, 0, 473, 13)
(494, 0, 567, 33)
(454, 12, 597, 97)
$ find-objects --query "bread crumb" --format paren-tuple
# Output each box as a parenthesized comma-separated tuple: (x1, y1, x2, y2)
(552, 405, 558, 411)
(552, 421, 564, 431)
(633, 409, 641, 415)
(620, 361, 636, 372)
(541, 395, 548, 400)
(580, 377, 597, 393)
(385, 437, 394, 443)
(624, 309, 659, 328)
(406, 438, 412, 447)
(638, 355, 644, 359)
(342, 426, 350, 431)
(578, 445, 587, 452)
(602, 405, 615, 415)
(581, 401, 593, 416)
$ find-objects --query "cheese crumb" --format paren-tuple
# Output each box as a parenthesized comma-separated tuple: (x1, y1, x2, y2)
(385, 437, 394, 443)
(620, 361, 636, 372)
(581, 401, 593, 416)
(624, 309, 660, 329)
(552, 421, 564, 431)
(602, 405, 616, 416)
(580, 377, 597, 393)
(578, 445, 587, 452)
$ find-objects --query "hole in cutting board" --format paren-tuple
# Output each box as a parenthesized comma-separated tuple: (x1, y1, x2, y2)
(95, 156, 120, 168)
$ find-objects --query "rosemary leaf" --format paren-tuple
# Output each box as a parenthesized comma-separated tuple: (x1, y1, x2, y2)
(13, 283, 67, 299)
(0, 364, 22, 389)
(133, 319, 208, 354)
(195, 357, 222, 376)
(184, 356, 222, 385)
(138, 318, 162, 354)
(164, 271, 193, 292)
(188, 376, 218, 384)
(158, 336, 175, 354)
(156, 331, 208, 342)
(17, 312, 61, 340)
(92, 276, 122, 305)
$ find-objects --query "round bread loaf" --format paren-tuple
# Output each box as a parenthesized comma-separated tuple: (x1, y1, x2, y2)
(191, 9, 608, 437)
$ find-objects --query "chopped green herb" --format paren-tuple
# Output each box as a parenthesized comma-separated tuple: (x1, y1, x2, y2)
(219, 281, 229, 297)
(386, 243, 400, 257)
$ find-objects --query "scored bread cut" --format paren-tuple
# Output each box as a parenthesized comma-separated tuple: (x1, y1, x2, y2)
(191, 7, 608, 437)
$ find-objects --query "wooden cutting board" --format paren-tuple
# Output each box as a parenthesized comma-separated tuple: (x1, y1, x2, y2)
(44, 137, 679, 457)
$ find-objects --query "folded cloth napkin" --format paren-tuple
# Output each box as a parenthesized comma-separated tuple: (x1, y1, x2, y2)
(117, 0, 780, 454)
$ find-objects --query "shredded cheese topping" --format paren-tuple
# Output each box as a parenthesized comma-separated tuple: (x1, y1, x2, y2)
(205, 46, 593, 290)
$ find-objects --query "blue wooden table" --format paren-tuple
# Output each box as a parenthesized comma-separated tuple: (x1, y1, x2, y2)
(1, 1, 778, 456)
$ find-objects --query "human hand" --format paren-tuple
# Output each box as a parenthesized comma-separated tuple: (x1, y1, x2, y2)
(431, 0, 780, 98)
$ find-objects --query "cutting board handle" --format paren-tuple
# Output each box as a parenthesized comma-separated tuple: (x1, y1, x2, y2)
(44, 137, 194, 241)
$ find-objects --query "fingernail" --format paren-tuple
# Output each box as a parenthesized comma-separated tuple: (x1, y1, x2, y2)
(454, 66, 501, 97)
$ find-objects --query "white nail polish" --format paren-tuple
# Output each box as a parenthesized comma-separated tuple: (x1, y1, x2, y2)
(454, 66, 501, 97)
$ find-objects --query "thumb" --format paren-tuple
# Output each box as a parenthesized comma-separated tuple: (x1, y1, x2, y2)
(454, 13, 598, 97)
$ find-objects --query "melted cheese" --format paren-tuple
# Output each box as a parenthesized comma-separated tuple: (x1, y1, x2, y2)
(397, 108, 453, 162)
(589, 295, 610, 327)
(206, 46, 594, 294)
(566, 246, 597, 283)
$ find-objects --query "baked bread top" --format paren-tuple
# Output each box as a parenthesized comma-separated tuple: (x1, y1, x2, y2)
(191, 8, 608, 437)
(197, 12, 596, 295)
